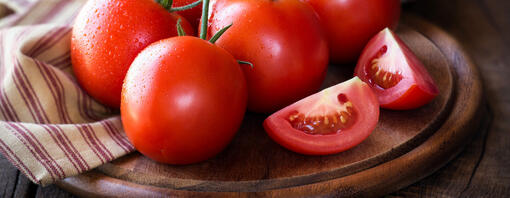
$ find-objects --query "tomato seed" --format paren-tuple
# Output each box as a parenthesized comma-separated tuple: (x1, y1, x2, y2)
(368, 57, 402, 89)
(287, 101, 357, 135)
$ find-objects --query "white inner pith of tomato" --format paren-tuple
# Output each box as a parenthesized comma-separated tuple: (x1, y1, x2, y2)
(287, 89, 358, 135)
(366, 44, 404, 90)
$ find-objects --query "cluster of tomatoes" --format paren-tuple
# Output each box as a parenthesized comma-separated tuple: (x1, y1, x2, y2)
(71, 0, 438, 164)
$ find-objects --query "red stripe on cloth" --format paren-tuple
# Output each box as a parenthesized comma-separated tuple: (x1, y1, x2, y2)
(10, 28, 50, 124)
(104, 120, 134, 151)
(75, 80, 98, 122)
(26, 28, 59, 57)
(32, 59, 68, 123)
(106, 119, 134, 151)
(43, 60, 73, 123)
(12, 60, 48, 123)
(5, 123, 59, 182)
(12, 67, 39, 122)
(41, 125, 81, 173)
(30, 0, 76, 57)
(75, 124, 107, 164)
(53, 55, 71, 69)
(17, 57, 51, 122)
(101, 121, 130, 153)
(47, 51, 70, 66)
(17, 123, 66, 178)
(54, 125, 90, 170)
(82, 83, 103, 121)
(26, 0, 71, 57)
(31, 27, 71, 57)
(0, 91, 20, 122)
(0, 138, 38, 183)
(84, 124, 114, 161)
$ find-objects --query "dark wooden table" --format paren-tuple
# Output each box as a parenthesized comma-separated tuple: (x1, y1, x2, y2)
(1, 0, 509, 197)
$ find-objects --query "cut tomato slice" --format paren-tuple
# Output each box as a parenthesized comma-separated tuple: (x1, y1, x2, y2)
(355, 28, 439, 110)
(263, 77, 379, 155)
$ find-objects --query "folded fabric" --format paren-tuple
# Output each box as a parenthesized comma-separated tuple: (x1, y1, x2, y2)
(0, 0, 134, 186)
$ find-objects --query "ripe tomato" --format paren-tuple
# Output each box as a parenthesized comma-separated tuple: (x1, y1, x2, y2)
(263, 77, 379, 155)
(302, 0, 400, 63)
(121, 36, 247, 164)
(207, 0, 329, 113)
(354, 28, 439, 110)
(72, 0, 193, 108)
(173, 0, 202, 33)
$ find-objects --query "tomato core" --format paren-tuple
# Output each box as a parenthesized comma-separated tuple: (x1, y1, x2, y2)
(366, 45, 403, 89)
(288, 93, 357, 135)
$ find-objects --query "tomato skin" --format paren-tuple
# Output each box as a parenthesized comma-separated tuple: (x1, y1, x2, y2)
(207, 0, 329, 113)
(302, 0, 400, 63)
(121, 36, 247, 164)
(173, 0, 202, 33)
(355, 28, 439, 110)
(263, 77, 379, 155)
(71, 0, 193, 108)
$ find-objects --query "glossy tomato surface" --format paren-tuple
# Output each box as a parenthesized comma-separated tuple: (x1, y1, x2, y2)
(121, 36, 247, 164)
(302, 0, 400, 63)
(173, 0, 202, 33)
(355, 28, 439, 110)
(207, 0, 329, 113)
(72, 0, 192, 108)
(264, 77, 379, 155)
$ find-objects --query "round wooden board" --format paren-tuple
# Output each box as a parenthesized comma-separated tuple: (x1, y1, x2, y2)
(56, 14, 483, 197)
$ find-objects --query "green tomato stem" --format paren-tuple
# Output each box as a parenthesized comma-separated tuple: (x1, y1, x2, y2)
(170, 0, 202, 12)
(161, 0, 173, 9)
(209, 23, 232, 44)
(238, 60, 254, 69)
(176, 18, 186, 36)
(199, 0, 210, 40)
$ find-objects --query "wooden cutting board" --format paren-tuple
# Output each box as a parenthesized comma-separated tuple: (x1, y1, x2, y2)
(56, 14, 484, 197)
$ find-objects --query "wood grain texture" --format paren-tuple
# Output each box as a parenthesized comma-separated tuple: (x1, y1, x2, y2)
(54, 15, 483, 197)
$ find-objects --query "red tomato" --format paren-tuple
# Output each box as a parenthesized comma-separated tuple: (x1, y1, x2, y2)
(173, 0, 202, 33)
(71, 0, 193, 108)
(121, 36, 247, 164)
(302, 0, 400, 63)
(263, 77, 379, 155)
(354, 28, 439, 110)
(207, 0, 329, 113)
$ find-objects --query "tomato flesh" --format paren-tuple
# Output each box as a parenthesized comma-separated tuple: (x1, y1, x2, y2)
(366, 45, 403, 89)
(355, 28, 439, 110)
(287, 93, 357, 135)
(263, 77, 379, 155)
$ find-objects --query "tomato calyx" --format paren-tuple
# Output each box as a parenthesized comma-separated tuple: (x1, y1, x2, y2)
(175, 0, 254, 67)
(157, 0, 203, 12)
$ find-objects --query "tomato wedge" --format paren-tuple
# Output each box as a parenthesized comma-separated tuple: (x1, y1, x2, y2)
(263, 77, 379, 155)
(355, 28, 439, 110)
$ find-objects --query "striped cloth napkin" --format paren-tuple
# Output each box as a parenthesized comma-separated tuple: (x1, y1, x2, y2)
(0, 0, 134, 186)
